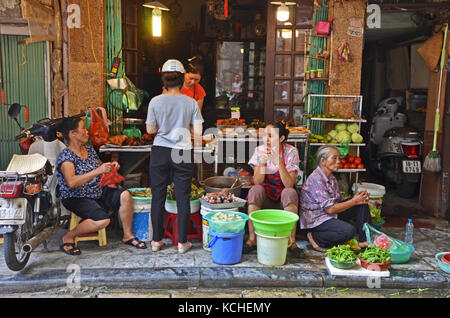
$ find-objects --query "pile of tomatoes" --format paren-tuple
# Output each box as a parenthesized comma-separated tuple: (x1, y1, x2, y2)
(339, 155, 364, 170)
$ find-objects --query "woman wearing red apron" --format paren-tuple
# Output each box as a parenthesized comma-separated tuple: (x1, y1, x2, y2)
(245, 122, 305, 258)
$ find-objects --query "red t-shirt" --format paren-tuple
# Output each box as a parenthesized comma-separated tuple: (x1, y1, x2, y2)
(180, 83, 206, 101)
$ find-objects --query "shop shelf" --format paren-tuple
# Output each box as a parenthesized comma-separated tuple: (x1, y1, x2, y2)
(336, 169, 366, 173)
(309, 117, 367, 123)
(309, 143, 366, 147)
(306, 77, 329, 81)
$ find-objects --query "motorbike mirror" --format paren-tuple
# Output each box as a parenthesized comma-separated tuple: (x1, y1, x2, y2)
(8, 103, 22, 119)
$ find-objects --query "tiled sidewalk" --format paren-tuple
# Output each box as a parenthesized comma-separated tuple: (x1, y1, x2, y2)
(0, 217, 448, 292)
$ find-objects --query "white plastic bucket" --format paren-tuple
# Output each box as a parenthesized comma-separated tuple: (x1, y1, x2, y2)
(352, 182, 386, 211)
(255, 232, 289, 266)
(165, 200, 201, 214)
(200, 205, 238, 251)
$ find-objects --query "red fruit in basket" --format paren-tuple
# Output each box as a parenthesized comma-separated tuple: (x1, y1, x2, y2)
(341, 158, 347, 164)
(347, 156, 354, 163)
(357, 163, 364, 169)
(354, 157, 362, 164)
(344, 163, 351, 169)
(350, 163, 357, 169)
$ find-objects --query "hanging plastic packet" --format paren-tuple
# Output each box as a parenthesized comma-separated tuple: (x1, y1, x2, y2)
(337, 42, 351, 61)
(363, 223, 411, 252)
(337, 142, 349, 158)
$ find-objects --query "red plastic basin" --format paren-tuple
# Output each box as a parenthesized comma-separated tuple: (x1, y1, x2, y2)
(358, 256, 392, 271)
(442, 253, 450, 265)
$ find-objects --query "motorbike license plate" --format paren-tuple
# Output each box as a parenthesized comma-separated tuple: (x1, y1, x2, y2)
(402, 160, 421, 173)
(0, 198, 26, 221)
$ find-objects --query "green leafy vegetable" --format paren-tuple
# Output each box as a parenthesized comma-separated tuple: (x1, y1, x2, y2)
(347, 123, 359, 134)
(370, 206, 385, 224)
(335, 123, 347, 132)
(336, 130, 351, 143)
(359, 245, 392, 263)
(166, 178, 205, 201)
(326, 244, 357, 263)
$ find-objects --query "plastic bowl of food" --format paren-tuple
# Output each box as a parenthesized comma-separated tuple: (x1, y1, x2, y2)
(372, 221, 385, 230)
(329, 258, 356, 269)
(435, 252, 450, 274)
(389, 243, 415, 264)
(358, 256, 392, 271)
(204, 211, 249, 234)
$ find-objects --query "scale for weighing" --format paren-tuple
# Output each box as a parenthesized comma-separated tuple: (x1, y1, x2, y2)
(123, 118, 144, 138)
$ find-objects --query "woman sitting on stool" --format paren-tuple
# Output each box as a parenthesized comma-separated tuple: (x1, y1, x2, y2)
(243, 122, 305, 259)
(299, 145, 371, 252)
(56, 117, 146, 255)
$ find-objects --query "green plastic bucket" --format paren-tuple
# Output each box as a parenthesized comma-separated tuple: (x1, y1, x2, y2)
(249, 210, 299, 237)
(255, 232, 289, 266)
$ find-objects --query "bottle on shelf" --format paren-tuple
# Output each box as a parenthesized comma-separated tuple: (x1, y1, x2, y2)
(404, 218, 414, 245)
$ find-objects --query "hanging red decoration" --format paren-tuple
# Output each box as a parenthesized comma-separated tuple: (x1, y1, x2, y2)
(224, 0, 228, 17)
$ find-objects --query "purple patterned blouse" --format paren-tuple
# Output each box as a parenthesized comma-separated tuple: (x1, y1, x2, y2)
(299, 166, 343, 229)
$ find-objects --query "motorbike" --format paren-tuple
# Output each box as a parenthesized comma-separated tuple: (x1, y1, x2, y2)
(376, 126, 423, 198)
(0, 103, 83, 271)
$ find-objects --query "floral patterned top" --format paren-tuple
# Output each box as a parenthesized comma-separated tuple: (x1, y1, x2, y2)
(299, 166, 343, 229)
(248, 143, 301, 177)
(56, 145, 102, 200)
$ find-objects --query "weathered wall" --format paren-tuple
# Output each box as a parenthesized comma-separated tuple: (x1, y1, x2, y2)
(67, 0, 106, 115)
(420, 28, 449, 216)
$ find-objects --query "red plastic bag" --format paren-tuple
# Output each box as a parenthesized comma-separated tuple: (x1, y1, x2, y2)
(314, 20, 332, 36)
(89, 108, 109, 147)
(99, 166, 125, 188)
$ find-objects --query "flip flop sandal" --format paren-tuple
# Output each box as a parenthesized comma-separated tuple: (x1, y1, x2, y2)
(306, 244, 327, 253)
(124, 237, 147, 249)
(242, 242, 257, 254)
(60, 243, 81, 256)
(287, 246, 307, 259)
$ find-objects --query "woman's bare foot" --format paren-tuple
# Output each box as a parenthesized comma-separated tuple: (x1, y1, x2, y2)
(358, 241, 368, 248)
(151, 240, 165, 252)
(178, 241, 192, 254)
(306, 232, 327, 253)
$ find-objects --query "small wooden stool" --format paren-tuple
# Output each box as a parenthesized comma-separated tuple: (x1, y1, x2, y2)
(69, 213, 107, 247)
(163, 212, 202, 246)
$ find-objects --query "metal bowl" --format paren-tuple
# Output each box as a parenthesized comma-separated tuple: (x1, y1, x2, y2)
(200, 176, 242, 197)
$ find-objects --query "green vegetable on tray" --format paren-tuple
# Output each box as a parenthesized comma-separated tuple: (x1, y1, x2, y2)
(359, 245, 392, 263)
(326, 245, 357, 263)
(166, 178, 205, 201)
(130, 188, 152, 197)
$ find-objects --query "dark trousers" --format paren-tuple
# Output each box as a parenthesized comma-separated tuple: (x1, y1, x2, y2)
(309, 200, 372, 248)
(150, 146, 193, 243)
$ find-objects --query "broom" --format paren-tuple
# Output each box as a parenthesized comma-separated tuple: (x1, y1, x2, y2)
(424, 23, 448, 172)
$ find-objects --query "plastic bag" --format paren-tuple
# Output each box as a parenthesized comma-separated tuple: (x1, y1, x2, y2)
(99, 166, 125, 188)
(88, 108, 109, 147)
(363, 223, 410, 252)
(337, 142, 349, 158)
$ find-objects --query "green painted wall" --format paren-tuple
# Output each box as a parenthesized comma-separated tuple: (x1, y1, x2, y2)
(0, 35, 49, 170)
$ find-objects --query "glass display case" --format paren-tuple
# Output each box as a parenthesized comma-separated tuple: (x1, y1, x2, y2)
(215, 41, 266, 116)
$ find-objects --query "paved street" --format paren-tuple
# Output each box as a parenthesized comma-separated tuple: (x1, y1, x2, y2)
(0, 215, 449, 296)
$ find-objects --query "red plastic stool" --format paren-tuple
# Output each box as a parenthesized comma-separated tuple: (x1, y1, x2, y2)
(163, 212, 203, 246)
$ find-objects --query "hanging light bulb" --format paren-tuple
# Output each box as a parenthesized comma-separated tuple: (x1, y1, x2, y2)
(152, 8, 162, 37)
(143, 1, 170, 37)
(277, 4, 290, 22)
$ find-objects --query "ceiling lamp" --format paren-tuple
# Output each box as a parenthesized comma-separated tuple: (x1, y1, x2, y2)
(143, 1, 170, 37)
(270, 2, 297, 22)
